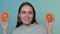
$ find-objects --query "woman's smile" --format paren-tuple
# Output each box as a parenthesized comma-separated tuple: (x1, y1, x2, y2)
(24, 17, 30, 22)
(19, 5, 33, 25)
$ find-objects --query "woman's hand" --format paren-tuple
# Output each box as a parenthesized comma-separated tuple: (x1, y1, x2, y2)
(0, 18, 8, 34)
(46, 22, 53, 34)
(0, 19, 8, 30)
(47, 22, 53, 30)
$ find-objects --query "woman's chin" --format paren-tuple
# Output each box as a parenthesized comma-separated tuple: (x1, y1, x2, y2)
(23, 22, 31, 25)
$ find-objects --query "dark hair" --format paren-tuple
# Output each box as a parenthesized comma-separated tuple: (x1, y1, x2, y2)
(16, 2, 37, 28)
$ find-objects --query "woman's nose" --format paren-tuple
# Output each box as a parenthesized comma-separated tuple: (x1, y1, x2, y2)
(25, 13, 29, 17)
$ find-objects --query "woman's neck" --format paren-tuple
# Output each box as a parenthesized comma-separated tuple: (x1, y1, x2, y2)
(23, 23, 32, 27)
(23, 23, 36, 27)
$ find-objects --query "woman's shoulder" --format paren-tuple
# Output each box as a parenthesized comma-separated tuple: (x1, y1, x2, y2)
(35, 24, 45, 28)
(11, 27, 21, 34)
(35, 24, 46, 31)
(33, 23, 45, 28)
(35, 24, 47, 34)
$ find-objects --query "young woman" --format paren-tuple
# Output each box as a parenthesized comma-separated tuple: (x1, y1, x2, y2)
(0, 2, 53, 34)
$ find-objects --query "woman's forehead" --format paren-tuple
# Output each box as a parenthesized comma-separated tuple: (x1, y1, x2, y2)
(21, 5, 33, 11)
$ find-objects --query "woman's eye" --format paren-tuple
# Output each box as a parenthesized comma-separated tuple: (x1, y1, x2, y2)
(21, 11, 33, 14)
(22, 11, 26, 14)
(28, 11, 33, 14)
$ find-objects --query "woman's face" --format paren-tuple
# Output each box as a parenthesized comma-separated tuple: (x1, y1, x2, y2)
(19, 5, 34, 25)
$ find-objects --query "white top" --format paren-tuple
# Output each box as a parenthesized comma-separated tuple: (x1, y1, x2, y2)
(11, 23, 47, 34)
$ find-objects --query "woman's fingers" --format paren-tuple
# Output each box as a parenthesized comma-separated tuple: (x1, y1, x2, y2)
(47, 22, 53, 30)
(0, 19, 8, 30)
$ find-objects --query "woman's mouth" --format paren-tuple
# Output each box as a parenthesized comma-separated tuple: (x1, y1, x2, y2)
(24, 18, 30, 22)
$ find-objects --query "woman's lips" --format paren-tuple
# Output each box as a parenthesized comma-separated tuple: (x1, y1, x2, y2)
(24, 18, 30, 22)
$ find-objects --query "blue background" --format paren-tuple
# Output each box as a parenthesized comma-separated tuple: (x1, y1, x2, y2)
(0, 0, 60, 34)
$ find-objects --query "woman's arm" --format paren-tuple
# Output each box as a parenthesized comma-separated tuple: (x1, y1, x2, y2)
(3, 29, 8, 34)
(46, 22, 53, 34)
(0, 19, 8, 34)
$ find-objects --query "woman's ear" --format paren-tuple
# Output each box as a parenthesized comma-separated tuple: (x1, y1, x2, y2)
(19, 13, 21, 18)
(18, 13, 21, 23)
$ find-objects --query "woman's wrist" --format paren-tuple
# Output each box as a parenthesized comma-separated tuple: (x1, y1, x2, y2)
(46, 26, 52, 34)
(47, 28, 52, 34)
(3, 29, 8, 34)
